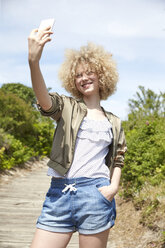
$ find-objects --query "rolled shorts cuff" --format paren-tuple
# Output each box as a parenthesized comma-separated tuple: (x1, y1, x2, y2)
(37, 220, 115, 235)
(78, 220, 115, 234)
(36, 223, 76, 233)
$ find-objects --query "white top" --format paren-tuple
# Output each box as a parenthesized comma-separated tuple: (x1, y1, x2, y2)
(47, 116, 113, 179)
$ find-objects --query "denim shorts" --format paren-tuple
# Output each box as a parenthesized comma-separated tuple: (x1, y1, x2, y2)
(36, 177, 116, 234)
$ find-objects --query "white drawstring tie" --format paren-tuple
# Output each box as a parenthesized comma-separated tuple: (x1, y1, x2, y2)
(62, 183, 77, 193)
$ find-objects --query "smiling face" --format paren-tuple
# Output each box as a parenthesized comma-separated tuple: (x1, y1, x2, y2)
(75, 63, 100, 98)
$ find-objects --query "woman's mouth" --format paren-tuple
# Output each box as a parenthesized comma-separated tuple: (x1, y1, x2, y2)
(81, 82, 93, 88)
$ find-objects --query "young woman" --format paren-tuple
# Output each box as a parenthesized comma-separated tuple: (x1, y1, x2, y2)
(28, 26, 127, 248)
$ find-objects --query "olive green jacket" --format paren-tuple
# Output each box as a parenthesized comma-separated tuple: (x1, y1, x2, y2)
(38, 93, 127, 177)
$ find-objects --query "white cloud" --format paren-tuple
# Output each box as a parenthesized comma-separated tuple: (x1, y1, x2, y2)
(1, 0, 165, 54)
(0, 0, 164, 120)
(2, 0, 165, 36)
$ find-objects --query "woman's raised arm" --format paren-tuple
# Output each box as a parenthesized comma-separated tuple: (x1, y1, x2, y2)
(28, 27, 53, 110)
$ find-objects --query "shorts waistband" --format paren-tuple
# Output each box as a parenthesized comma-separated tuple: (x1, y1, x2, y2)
(51, 177, 110, 188)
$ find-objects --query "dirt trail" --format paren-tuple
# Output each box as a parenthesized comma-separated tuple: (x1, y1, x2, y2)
(109, 196, 161, 248)
(0, 159, 161, 248)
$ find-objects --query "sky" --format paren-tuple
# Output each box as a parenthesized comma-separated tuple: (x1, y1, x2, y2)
(0, 0, 164, 120)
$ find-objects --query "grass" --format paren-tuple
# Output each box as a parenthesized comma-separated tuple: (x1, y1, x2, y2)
(133, 181, 165, 246)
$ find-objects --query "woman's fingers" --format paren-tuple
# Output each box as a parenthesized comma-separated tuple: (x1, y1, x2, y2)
(40, 36, 52, 46)
(29, 27, 53, 41)
(37, 26, 53, 39)
(29, 28, 38, 38)
(28, 27, 53, 63)
(40, 30, 53, 40)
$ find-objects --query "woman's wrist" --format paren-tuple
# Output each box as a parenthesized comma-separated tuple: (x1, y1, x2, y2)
(28, 59, 40, 68)
(108, 183, 119, 195)
(110, 167, 121, 194)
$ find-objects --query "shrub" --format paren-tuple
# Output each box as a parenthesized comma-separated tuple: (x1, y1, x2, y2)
(122, 116, 165, 197)
(0, 128, 34, 170)
(0, 83, 55, 170)
(1, 82, 36, 106)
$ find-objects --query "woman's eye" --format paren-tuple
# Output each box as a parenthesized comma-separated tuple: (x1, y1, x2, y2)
(76, 74, 82, 78)
(87, 71, 94, 75)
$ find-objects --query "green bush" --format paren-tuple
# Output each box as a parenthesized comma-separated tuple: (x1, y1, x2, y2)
(1, 83, 36, 106)
(30, 120, 54, 156)
(0, 89, 36, 139)
(121, 86, 165, 198)
(122, 116, 165, 197)
(0, 128, 34, 170)
(0, 83, 55, 170)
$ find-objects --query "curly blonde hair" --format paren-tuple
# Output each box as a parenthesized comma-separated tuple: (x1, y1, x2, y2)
(58, 42, 118, 100)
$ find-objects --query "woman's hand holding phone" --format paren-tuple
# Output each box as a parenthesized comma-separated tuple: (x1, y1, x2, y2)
(28, 19, 55, 64)
(38, 19, 55, 39)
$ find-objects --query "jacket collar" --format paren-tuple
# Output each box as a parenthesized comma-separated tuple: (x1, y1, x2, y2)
(78, 98, 114, 123)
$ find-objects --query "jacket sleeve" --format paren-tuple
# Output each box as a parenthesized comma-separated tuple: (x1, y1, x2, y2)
(113, 126, 127, 168)
(37, 92, 64, 121)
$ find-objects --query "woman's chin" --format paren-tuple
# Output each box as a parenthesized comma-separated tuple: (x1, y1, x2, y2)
(82, 91, 100, 98)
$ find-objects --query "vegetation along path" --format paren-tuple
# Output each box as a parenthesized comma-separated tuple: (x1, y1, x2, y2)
(0, 159, 162, 248)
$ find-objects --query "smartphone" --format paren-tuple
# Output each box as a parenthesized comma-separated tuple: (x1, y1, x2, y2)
(38, 18, 55, 39)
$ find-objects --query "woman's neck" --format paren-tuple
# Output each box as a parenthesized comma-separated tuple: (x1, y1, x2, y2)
(83, 95, 106, 120)
(83, 94, 101, 110)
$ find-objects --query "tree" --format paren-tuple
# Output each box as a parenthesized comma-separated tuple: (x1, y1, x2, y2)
(0, 82, 55, 169)
(1, 83, 36, 107)
(0, 89, 36, 140)
(121, 86, 165, 197)
(128, 86, 165, 119)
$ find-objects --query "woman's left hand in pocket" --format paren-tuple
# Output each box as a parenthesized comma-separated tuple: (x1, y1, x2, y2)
(98, 184, 118, 202)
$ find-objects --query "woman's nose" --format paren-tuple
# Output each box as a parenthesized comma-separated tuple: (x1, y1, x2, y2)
(82, 73, 88, 80)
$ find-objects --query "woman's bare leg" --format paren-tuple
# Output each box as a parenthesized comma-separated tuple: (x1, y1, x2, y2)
(30, 228, 73, 248)
(79, 228, 110, 248)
